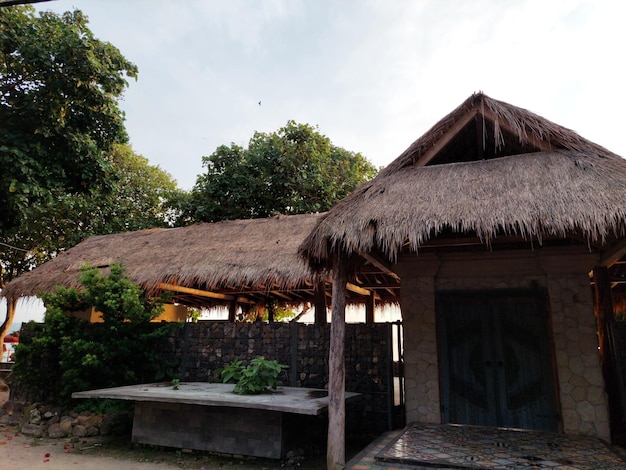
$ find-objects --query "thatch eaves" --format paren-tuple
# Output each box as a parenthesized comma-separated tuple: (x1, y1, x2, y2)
(2, 213, 326, 303)
(300, 93, 626, 265)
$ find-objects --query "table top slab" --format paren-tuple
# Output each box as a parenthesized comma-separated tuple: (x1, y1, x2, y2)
(72, 382, 360, 415)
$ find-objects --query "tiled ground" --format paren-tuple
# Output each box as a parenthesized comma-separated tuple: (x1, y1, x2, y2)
(347, 423, 626, 469)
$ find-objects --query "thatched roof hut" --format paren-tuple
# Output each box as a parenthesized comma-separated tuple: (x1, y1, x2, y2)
(299, 94, 626, 466)
(2, 213, 398, 308)
(300, 92, 626, 265)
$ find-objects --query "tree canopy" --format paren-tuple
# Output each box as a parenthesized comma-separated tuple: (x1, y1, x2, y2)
(0, 6, 138, 235)
(0, 7, 181, 340)
(185, 121, 378, 223)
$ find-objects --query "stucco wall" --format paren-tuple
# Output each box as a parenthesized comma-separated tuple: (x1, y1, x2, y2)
(395, 248, 610, 439)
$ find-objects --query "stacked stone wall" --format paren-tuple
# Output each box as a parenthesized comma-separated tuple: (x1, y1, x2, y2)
(162, 321, 396, 432)
(16, 321, 399, 433)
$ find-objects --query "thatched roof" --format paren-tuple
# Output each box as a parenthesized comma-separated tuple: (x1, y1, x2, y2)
(300, 93, 626, 264)
(3, 213, 326, 304)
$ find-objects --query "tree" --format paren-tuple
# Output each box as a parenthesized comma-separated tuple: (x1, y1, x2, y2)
(0, 6, 138, 235)
(0, 7, 181, 342)
(185, 121, 378, 223)
(0, 143, 184, 341)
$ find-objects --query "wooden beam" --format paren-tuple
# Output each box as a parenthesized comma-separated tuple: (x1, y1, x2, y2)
(314, 280, 327, 326)
(365, 291, 375, 324)
(327, 253, 347, 470)
(228, 298, 238, 322)
(482, 107, 554, 153)
(355, 249, 400, 281)
(414, 108, 479, 167)
(158, 283, 234, 301)
(599, 238, 626, 267)
(475, 114, 484, 160)
(593, 267, 626, 436)
(346, 282, 371, 297)
(269, 290, 292, 300)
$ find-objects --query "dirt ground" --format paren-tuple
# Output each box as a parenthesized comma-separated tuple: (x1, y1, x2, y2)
(0, 378, 328, 470)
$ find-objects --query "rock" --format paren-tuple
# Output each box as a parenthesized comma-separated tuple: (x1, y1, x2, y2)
(47, 415, 60, 425)
(47, 423, 67, 438)
(86, 426, 100, 437)
(73, 424, 87, 437)
(43, 407, 62, 419)
(20, 403, 36, 428)
(2, 401, 24, 416)
(77, 414, 102, 429)
(21, 423, 44, 438)
(59, 418, 73, 435)
(3, 413, 21, 426)
(29, 408, 41, 424)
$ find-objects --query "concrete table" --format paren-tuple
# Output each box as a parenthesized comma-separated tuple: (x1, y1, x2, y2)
(73, 382, 359, 458)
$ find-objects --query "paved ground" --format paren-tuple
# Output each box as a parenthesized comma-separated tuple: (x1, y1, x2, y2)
(348, 423, 626, 470)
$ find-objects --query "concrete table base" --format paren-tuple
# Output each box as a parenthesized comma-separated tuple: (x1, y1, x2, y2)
(133, 401, 284, 458)
(73, 382, 359, 459)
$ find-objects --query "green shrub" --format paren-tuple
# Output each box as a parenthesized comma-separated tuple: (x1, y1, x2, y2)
(13, 263, 180, 404)
(220, 356, 287, 395)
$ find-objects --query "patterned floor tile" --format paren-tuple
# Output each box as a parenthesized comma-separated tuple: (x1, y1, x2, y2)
(366, 423, 626, 469)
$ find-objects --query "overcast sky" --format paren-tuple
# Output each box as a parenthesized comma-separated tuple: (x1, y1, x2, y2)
(3, 0, 625, 328)
(37, 0, 626, 190)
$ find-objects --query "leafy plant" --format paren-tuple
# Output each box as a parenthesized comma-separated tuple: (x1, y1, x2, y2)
(187, 308, 201, 323)
(13, 263, 180, 403)
(220, 357, 287, 395)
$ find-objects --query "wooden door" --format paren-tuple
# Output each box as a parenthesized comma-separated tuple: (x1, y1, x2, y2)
(437, 290, 559, 432)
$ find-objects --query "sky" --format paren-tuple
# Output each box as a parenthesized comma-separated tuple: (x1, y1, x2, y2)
(31, 0, 626, 190)
(3, 0, 626, 329)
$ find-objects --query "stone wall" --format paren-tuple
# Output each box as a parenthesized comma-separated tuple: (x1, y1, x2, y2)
(395, 255, 440, 425)
(161, 321, 397, 432)
(547, 274, 609, 438)
(9, 321, 390, 432)
(394, 248, 610, 440)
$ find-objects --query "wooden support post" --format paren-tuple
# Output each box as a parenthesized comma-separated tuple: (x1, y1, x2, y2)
(314, 280, 327, 325)
(327, 253, 347, 470)
(254, 303, 264, 322)
(593, 266, 625, 439)
(267, 301, 275, 323)
(228, 299, 238, 322)
(365, 291, 375, 324)
(0, 296, 17, 348)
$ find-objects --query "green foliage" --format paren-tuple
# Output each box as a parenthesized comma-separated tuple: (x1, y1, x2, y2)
(0, 7, 183, 337)
(187, 307, 201, 323)
(240, 303, 297, 323)
(220, 357, 288, 395)
(12, 263, 179, 403)
(73, 398, 134, 416)
(184, 121, 378, 223)
(0, 6, 137, 236)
